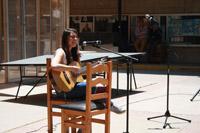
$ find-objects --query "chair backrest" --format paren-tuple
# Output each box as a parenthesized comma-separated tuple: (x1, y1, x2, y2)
(46, 58, 72, 133)
(46, 58, 54, 133)
(47, 58, 73, 103)
(85, 60, 112, 113)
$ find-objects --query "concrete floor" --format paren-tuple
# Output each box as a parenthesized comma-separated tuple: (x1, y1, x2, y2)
(0, 68, 200, 133)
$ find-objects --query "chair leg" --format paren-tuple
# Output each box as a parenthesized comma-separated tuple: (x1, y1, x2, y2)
(84, 124, 91, 133)
(47, 107, 53, 133)
(61, 110, 69, 133)
(105, 113, 110, 133)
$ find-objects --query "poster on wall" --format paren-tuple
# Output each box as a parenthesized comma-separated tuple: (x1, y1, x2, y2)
(70, 16, 93, 33)
(80, 16, 93, 32)
(80, 22, 93, 32)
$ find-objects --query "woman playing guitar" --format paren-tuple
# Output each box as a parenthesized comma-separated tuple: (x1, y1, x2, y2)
(51, 28, 125, 116)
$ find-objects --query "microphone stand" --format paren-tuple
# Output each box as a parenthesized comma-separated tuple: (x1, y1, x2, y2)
(91, 44, 138, 133)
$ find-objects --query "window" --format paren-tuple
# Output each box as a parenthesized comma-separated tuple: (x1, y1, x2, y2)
(167, 16, 200, 45)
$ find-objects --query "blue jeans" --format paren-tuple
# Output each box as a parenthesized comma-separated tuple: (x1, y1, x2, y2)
(56, 82, 97, 100)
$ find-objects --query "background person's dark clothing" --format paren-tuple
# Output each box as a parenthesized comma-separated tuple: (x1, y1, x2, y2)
(147, 18, 162, 62)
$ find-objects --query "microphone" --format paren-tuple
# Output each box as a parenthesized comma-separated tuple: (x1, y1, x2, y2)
(82, 40, 101, 47)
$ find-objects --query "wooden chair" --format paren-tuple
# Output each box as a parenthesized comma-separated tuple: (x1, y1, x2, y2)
(47, 58, 74, 133)
(56, 60, 112, 133)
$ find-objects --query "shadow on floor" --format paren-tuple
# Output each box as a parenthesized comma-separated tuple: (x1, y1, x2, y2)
(0, 92, 16, 97)
(3, 89, 144, 107)
(3, 93, 47, 107)
(111, 88, 144, 99)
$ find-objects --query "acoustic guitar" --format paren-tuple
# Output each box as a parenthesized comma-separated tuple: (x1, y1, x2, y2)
(51, 58, 107, 92)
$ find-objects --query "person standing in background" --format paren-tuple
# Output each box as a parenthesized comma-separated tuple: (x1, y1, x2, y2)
(145, 14, 162, 62)
(133, 16, 149, 52)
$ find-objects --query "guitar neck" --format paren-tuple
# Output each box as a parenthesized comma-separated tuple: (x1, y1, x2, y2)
(77, 57, 107, 75)
(78, 62, 98, 75)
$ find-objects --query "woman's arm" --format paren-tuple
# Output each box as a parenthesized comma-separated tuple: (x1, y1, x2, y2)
(51, 49, 80, 74)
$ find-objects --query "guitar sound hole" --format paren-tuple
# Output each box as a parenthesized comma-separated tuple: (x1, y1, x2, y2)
(63, 71, 71, 84)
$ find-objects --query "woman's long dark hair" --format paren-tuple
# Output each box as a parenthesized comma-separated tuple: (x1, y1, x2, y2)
(61, 28, 80, 64)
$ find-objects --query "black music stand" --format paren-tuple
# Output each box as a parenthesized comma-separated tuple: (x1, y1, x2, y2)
(90, 43, 138, 133)
(190, 88, 200, 101)
(147, 48, 191, 128)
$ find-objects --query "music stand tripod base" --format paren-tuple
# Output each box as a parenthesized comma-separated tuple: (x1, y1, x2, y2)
(147, 110, 191, 128)
(147, 54, 191, 128)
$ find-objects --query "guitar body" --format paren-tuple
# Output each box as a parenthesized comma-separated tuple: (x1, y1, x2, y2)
(51, 58, 107, 92)
(52, 62, 84, 92)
